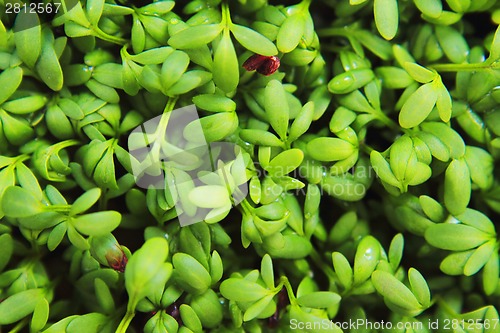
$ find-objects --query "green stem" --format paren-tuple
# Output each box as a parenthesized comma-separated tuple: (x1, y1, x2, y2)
(163, 96, 179, 114)
(239, 198, 254, 216)
(116, 310, 135, 333)
(54, 139, 80, 149)
(46, 204, 72, 213)
(221, 1, 232, 27)
(372, 109, 401, 132)
(14, 154, 30, 165)
(282, 136, 291, 150)
(317, 27, 350, 38)
(435, 296, 460, 319)
(360, 144, 374, 155)
(155, 96, 178, 145)
(93, 26, 127, 45)
(8, 318, 28, 333)
(279, 276, 298, 306)
(309, 247, 336, 281)
(429, 61, 498, 72)
(147, 96, 178, 158)
(300, 0, 312, 10)
(129, 96, 179, 208)
(99, 191, 108, 211)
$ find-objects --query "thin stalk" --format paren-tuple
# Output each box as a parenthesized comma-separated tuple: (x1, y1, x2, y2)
(140, 96, 179, 180)
(279, 276, 298, 306)
(372, 109, 401, 132)
(8, 318, 28, 333)
(360, 144, 374, 155)
(300, 0, 312, 10)
(317, 27, 351, 38)
(239, 198, 254, 216)
(429, 61, 498, 72)
(46, 204, 72, 213)
(117, 293, 142, 333)
(221, 1, 232, 28)
(309, 247, 336, 281)
(14, 154, 30, 165)
(116, 310, 135, 333)
(163, 96, 179, 114)
(93, 26, 127, 45)
(435, 296, 460, 319)
(99, 191, 108, 211)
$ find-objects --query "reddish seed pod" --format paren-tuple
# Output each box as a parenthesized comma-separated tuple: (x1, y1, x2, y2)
(89, 234, 128, 273)
(109, 255, 128, 273)
(243, 54, 280, 76)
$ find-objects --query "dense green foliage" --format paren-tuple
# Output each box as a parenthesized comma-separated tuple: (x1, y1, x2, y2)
(0, 0, 499, 332)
